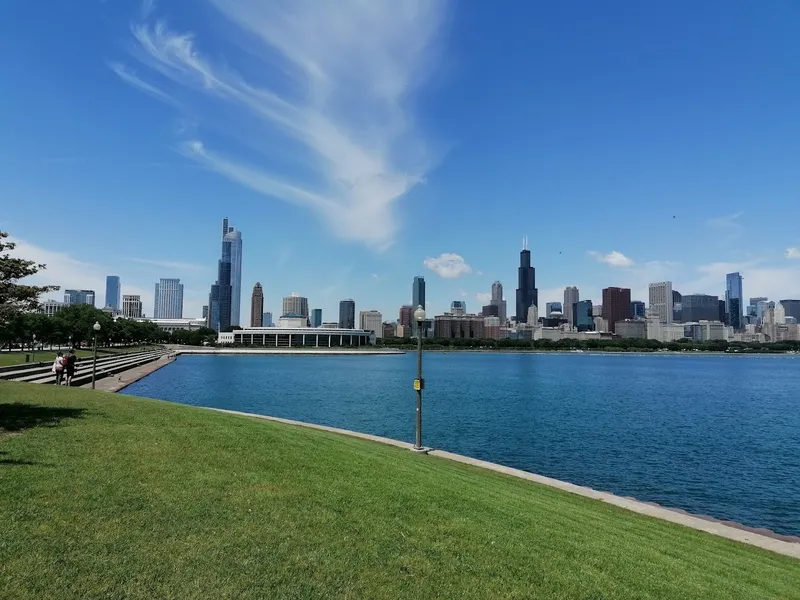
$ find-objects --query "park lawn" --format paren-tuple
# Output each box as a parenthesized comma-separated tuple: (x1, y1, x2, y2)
(0, 382, 798, 599)
(0, 349, 94, 367)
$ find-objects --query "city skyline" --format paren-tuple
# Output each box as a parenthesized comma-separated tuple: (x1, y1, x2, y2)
(4, 3, 800, 320)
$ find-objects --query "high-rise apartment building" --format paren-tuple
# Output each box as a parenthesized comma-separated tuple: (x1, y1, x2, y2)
(105, 276, 120, 310)
(122, 295, 143, 319)
(631, 300, 645, 319)
(602, 287, 632, 333)
(648, 281, 673, 324)
(564, 286, 579, 327)
(491, 281, 507, 324)
(515, 237, 538, 323)
(451, 300, 466, 316)
(282, 294, 309, 318)
(681, 294, 719, 322)
(64, 289, 96, 306)
(725, 272, 744, 330)
(250, 283, 264, 327)
(359, 310, 383, 336)
(154, 278, 184, 319)
(311, 308, 323, 328)
(339, 299, 356, 329)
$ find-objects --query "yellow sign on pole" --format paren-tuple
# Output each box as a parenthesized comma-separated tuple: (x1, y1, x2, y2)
(413, 379, 421, 391)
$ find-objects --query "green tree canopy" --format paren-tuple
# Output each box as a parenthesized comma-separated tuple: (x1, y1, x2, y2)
(0, 231, 58, 325)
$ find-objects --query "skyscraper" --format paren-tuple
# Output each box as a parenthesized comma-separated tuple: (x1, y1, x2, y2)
(515, 237, 538, 323)
(491, 281, 507, 324)
(602, 287, 632, 333)
(725, 272, 744, 330)
(224, 228, 243, 326)
(339, 299, 356, 329)
(648, 281, 673, 324)
(681, 294, 719, 322)
(574, 300, 594, 331)
(412, 276, 426, 309)
(311, 308, 322, 328)
(105, 276, 120, 310)
(451, 300, 466, 315)
(282, 294, 309, 318)
(631, 300, 646, 319)
(250, 283, 264, 327)
(154, 278, 184, 319)
(399, 305, 413, 330)
(208, 218, 235, 331)
(359, 310, 383, 336)
(564, 286, 579, 328)
(122, 295, 143, 318)
(263, 312, 273, 327)
(64, 289, 96, 306)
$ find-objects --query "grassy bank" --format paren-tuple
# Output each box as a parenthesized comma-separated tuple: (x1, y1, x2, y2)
(1, 382, 798, 599)
(0, 345, 161, 367)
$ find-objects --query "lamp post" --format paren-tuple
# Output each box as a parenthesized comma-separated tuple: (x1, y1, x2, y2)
(91, 321, 101, 389)
(413, 305, 427, 452)
(32, 334, 36, 363)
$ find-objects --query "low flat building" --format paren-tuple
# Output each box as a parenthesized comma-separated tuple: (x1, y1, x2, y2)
(434, 313, 485, 339)
(218, 313, 375, 347)
(646, 320, 685, 343)
(134, 317, 207, 333)
(684, 320, 726, 341)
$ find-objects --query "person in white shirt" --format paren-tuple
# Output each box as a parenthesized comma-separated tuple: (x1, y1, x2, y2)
(51, 352, 64, 385)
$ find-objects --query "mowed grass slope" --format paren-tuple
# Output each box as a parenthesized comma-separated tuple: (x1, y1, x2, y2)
(0, 381, 798, 599)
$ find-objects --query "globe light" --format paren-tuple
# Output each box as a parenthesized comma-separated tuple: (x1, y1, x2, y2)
(414, 306, 426, 323)
(93, 321, 101, 332)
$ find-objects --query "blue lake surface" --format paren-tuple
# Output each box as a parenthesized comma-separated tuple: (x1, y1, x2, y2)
(125, 352, 800, 536)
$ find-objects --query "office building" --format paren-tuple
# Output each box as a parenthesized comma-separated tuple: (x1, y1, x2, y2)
(515, 237, 538, 323)
(482, 304, 499, 317)
(122, 295, 143, 319)
(646, 321, 686, 343)
(573, 300, 594, 332)
(681, 294, 719, 322)
(718, 299, 727, 324)
(672, 290, 682, 322)
(281, 294, 309, 320)
(208, 218, 235, 332)
(38, 299, 66, 317)
(685, 321, 726, 342)
(250, 283, 264, 327)
(412, 276, 426, 309)
(434, 313, 485, 339)
(602, 287, 632, 334)
(546, 302, 563, 316)
(527, 304, 539, 325)
(594, 317, 609, 333)
(359, 310, 383, 336)
(725, 272, 744, 330)
(491, 281, 507, 324)
(223, 227, 243, 326)
(615, 319, 647, 339)
(154, 278, 184, 319)
(564, 286, 579, 327)
(105, 276, 121, 310)
(648, 281, 673, 324)
(779, 299, 800, 322)
(484, 316, 501, 340)
(382, 323, 396, 338)
(451, 300, 466, 316)
(263, 312, 273, 327)
(631, 300, 645, 319)
(202, 305, 209, 319)
(339, 299, 356, 329)
(399, 305, 413, 332)
(311, 308, 323, 328)
(64, 289, 96, 306)
(592, 304, 603, 317)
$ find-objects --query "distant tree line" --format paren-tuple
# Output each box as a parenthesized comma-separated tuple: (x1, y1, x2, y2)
(375, 336, 800, 353)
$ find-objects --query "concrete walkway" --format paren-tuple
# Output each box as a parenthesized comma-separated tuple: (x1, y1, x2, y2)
(209, 407, 800, 560)
(84, 355, 175, 392)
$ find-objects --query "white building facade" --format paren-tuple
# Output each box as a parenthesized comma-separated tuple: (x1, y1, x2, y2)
(648, 281, 674, 324)
(359, 310, 383, 337)
(154, 278, 184, 319)
(122, 295, 143, 319)
(563, 286, 579, 328)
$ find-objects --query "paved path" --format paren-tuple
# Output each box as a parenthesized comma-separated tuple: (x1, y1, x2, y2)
(84, 355, 175, 392)
(209, 407, 800, 560)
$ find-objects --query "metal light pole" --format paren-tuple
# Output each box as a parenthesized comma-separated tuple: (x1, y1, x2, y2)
(413, 305, 427, 452)
(32, 334, 36, 363)
(91, 321, 101, 389)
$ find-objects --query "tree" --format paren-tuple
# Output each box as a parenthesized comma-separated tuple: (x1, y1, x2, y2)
(0, 231, 58, 326)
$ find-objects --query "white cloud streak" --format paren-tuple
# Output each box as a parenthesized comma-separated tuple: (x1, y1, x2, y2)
(424, 253, 472, 279)
(127, 257, 207, 272)
(786, 247, 800, 259)
(588, 250, 635, 268)
(113, 1, 446, 249)
(109, 62, 178, 106)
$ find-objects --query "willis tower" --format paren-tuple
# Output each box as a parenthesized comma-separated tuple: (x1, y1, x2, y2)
(515, 237, 538, 323)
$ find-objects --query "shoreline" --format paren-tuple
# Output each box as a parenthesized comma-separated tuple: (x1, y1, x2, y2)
(203, 407, 800, 559)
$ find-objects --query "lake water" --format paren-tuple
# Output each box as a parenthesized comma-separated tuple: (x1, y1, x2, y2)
(125, 352, 800, 536)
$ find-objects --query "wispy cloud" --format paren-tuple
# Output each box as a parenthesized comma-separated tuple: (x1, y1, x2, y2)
(424, 253, 472, 279)
(706, 211, 744, 243)
(127, 257, 206, 272)
(113, 1, 447, 249)
(475, 292, 491, 303)
(587, 250, 635, 268)
(786, 247, 800, 259)
(109, 61, 178, 106)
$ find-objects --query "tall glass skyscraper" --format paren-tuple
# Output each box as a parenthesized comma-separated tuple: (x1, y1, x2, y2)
(154, 278, 184, 319)
(224, 228, 243, 326)
(412, 276, 426, 309)
(311, 308, 323, 328)
(515, 237, 538, 323)
(208, 218, 235, 332)
(725, 272, 744, 330)
(105, 276, 120, 310)
(339, 299, 356, 329)
(64, 289, 96, 306)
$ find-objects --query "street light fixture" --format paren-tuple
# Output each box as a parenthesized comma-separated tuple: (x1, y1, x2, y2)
(91, 321, 101, 389)
(32, 334, 36, 363)
(413, 305, 427, 452)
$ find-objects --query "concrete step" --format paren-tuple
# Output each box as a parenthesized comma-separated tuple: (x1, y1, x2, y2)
(0, 350, 164, 380)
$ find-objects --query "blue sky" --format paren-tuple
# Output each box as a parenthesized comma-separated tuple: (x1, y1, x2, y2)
(2, 0, 800, 320)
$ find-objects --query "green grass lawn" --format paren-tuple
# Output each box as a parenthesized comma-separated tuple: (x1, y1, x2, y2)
(0, 345, 162, 367)
(1, 381, 798, 599)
